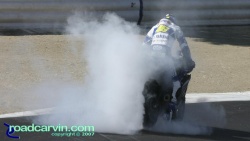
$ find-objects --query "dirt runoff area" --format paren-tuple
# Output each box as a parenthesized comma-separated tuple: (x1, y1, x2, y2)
(0, 35, 250, 114)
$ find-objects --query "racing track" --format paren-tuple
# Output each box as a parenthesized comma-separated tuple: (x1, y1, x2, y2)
(1, 101, 250, 141)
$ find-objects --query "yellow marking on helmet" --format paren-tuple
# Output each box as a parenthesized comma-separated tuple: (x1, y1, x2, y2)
(156, 25, 169, 33)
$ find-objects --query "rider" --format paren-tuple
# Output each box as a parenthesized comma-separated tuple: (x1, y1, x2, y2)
(143, 14, 195, 108)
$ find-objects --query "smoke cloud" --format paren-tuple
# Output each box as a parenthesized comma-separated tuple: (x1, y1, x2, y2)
(32, 12, 150, 134)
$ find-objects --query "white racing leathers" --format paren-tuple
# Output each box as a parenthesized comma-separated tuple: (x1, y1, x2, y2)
(144, 18, 189, 103)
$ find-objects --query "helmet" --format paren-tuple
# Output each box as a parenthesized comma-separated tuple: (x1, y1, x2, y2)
(165, 14, 177, 24)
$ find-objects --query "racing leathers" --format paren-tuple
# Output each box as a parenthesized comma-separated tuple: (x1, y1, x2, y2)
(143, 18, 195, 104)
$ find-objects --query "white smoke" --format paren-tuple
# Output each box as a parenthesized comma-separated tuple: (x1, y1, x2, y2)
(32, 12, 150, 134)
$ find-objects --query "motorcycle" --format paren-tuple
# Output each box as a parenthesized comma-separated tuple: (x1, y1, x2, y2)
(142, 50, 191, 128)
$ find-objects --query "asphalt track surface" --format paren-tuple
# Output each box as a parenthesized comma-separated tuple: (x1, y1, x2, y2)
(1, 101, 250, 141)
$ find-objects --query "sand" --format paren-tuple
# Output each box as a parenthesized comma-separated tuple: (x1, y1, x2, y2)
(0, 35, 249, 114)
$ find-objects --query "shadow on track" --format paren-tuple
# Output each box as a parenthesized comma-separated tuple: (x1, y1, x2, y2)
(142, 127, 250, 141)
(182, 26, 250, 47)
